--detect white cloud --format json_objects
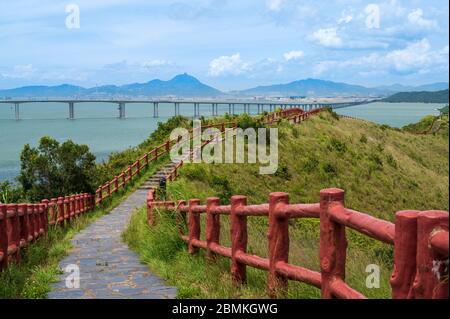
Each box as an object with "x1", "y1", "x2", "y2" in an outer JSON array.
[
  {"x1": 283, "y1": 50, "x2": 304, "y2": 61},
  {"x1": 408, "y1": 9, "x2": 438, "y2": 29},
  {"x1": 314, "y1": 39, "x2": 449, "y2": 76},
  {"x1": 266, "y1": 0, "x2": 282, "y2": 12},
  {"x1": 311, "y1": 28, "x2": 342, "y2": 48},
  {"x1": 208, "y1": 53, "x2": 249, "y2": 76},
  {"x1": 385, "y1": 39, "x2": 443, "y2": 72}
]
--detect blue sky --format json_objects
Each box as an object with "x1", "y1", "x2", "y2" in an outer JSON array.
[{"x1": 0, "y1": 0, "x2": 448, "y2": 90}]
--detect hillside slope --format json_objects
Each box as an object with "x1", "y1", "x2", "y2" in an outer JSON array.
[
  {"x1": 124, "y1": 112, "x2": 449, "y2": 299},
  {"x1": 382, "y1": 89, "x2": 449, "y2": 103}
]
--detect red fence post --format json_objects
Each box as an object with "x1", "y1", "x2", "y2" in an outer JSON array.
[
  {"x1": 390, "y1": 210, "x2": 420, "y2": 298},
  {"x1": 188, "y1": 199, "x2": 201, "y2": 255},
  {"x1": 79, "y1": 195, "x2": 84, "y2": 214},
  {"x1": 412, "y1": 211, "x2": 449, "y2": 299},
  {"x1": 206, "y1": 197, "x2": 220, "y2": 260},
  {"x1": 57, "y1": 197, "x2": 64, "y2": 224},
  {"x1": 38, "y1": 203, "x2": 46, "y2": 235},
  {"x1": 165, "y1": 141, "x2": 170, "y2": 154},
  {"x1": 82, "y1": 193, "x2": 88, "y2": 212},
  {"x1": 147, "y1": 190, "x2": 155, "y2": 226},
  {"x1": 0, "y1": 204, "x2": 8, "y2": 270},
  {"x1": 17, "y1": 204, "x2": 28, "y2": 249},
  {"x1": 74, "y1": 195, "x2": 80, "y2": 217},
  {"x1": 70, "y1": 195, "x2": 75, "y2": 220},
  {"x1": 27, "y1": 204, "x2": 35, "y2": 240},
  {"x1": 64, "y1": 196, "x2": 70, "y2": 222},
  {"x1": 97, "y1": 186, "x2": 103, "y2": 205},
  {"x1": 230, "y1": 195, "x2": 247, "y2": 284},
  {"x1": 49, "y1": 198, "x2": 58, "y2": 224},
  {"x1": 41, "y1": 200, "x2": 49, "y2": 234},
  {"x1": 6, "y1": 204, "x2": 20, "y2": 262},
  {"x1": 319, "y1": 188, "x2": 347, "y2": 299},
  {"x1": 268, "y1": 192, "x2": 290, "y2": 297},
  {"x1": 176, "y1": 200, "x2": 187, "y2": 236}
]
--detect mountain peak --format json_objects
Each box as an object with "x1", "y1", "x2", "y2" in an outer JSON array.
[{"x1": 170, "y1": 73, "x2": 199, "y2": 83}]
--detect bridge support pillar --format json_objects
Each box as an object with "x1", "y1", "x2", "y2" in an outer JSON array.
[
  {"x1": 14, "y1": 103, "x2": 20, "y2": 120},
  {"x1": 69, "y1": 102, "x2": 75, "y2": 120},
  {"x1": 153, "y1": 102, "x2": 159, "y2": 118},
  {"x1": 174, "y1": 102, "x2": 180, "y2": 116},
  {"x1": 228, "y1": 103, "x2": 232, "y2": 115},
  {"x1": 257, "y1": 104, "x2": 261, "y2": 114},
  {"x1": 193, "y1": 103, "x2": 199, "y2": 118},
  {"x1": 118, "y1": 102, "x2": 126, "y2": 119}
]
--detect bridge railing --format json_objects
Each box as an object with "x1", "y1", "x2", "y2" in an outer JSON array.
[{"x1": 147, "y1": 188, "x2": 449, "y2": 299}]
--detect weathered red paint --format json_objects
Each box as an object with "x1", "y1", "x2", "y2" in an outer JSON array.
[
  {"x1": 230, "y1": 195, "x2": 247, "y2": 284},
  {"x1": 188, "y1": 199, "x2": 201, "y2": 255},
  {"x1": 412, "y1": 211, "x2": 449, "y2": 299},
  {"x1": 268, "y1": 192, "x2": 289, "y2": 297},
  {"x1": 206, "y1": 197, "x2": 220, "y2": 260},
  {"x1": 390, "y1": 210, "x2": 420, "y2": 299},
  {"x1": 0, "y1": 204, "x2": 8, "y2": 270}
]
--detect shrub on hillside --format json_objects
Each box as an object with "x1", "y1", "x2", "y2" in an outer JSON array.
[{"x1": 18, "y1": 136, "x2": 98, "y2": 201}]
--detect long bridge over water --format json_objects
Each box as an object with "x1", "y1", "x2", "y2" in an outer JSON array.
[{"x1": 0, "y1": 99, "x2": 374, "y2": 120}]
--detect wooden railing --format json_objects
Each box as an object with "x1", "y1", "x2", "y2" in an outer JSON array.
[
  {"x1": 0, "y1": 193, "x2": 95, "y2": 270},
  {"x1": 147, "y1": 188, "x2": 449, "y2": 299}
]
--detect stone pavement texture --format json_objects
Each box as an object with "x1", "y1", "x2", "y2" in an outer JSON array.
[{"x1": 48, "y1": 167, "x2": 178, "y2": 299}]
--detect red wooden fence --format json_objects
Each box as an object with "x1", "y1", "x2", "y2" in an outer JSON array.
[
  {"x1": 0, "y1": 193, "x2": 95, "y2": 270},
  {"x1": 147, "y1": 188, "x2": 449, "y2": 299}
]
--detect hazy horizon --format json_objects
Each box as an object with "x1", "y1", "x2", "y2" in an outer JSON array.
[{"x1": 0, "y1": 1, "x2": 449, "y2": 91}]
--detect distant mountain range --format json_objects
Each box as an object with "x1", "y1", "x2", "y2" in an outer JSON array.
[
  {"x1": 0, "y1": 73, "x2": 447, "y2": 98},
  {"x1": 235, "y1": 79, "x2": 449, "y2": 97},
  {"x1": 382, "y1": 89, "x2": 449, "y2": 103},
  {"x1": 0, "y1": 74, "x2": 222, "y2": 98}
]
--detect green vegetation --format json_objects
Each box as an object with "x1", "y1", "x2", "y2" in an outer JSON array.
[
  {"x1": 125, "y1": 110, "x2": 449, "y2": 299},
  {"x1": 18, "y1": 137, "x2": 98, "y2": 201},
  {"x1": 402, "y1": 114, "x2": 449, "y2": 137},
  {"x1": 382, "y1": 89, "x2": 449, "y2": 103}
]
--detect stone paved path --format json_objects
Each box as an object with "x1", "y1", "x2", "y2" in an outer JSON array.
[{"x1": 48, "y1": 164, "x2": 179, "y2": 299}]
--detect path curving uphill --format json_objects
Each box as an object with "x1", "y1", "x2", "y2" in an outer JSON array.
[{"x1": 47, "y1": 162, "x2": 179, "y2": 299}]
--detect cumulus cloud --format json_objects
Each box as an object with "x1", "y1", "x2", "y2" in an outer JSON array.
[
  {"x1": 283, "y1": 50, "x2": 304, "y2": 61},
  {"x1": 266, "y1": 0, "x2": 282, "y2": 11},
  {"x1": 408, "y1": 9, "x2": 438, "y2": 29},
  {"x1": 208, "y1": 53, "x2": 250, "y2": 76},
  {"x1": 311, "y1": 28, "x2": 342, "y2": 47},
  {"x1": 314, "y1": 39, "x2": 449, "y2": 76}
]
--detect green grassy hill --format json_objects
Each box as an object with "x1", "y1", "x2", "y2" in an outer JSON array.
[
  {"x1": 124, "y1": 111, "x2": 449, "y2": 299},
  {"x1": 382, "y1": 89, "x2": 449, "y2": 103}
]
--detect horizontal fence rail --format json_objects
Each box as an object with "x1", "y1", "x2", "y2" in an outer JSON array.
[
  {"x1": 0, "y1": 107, "x2": 324, "y2": 272},
  {"x1": 147, "y1": 188, "x2": 449, "y2": 299}
]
